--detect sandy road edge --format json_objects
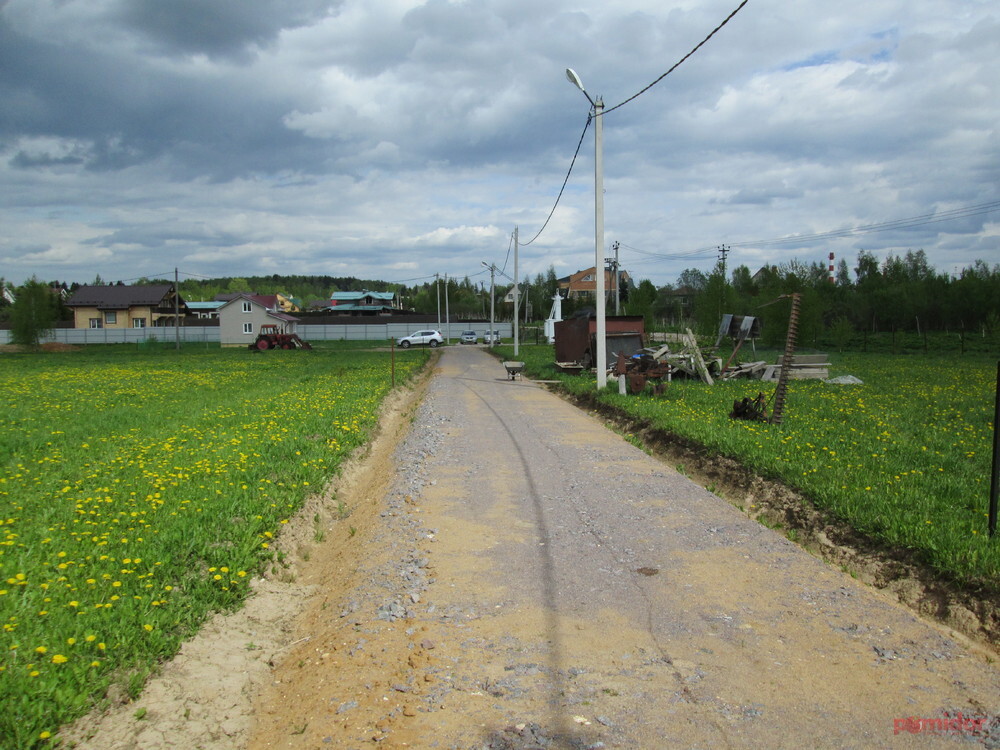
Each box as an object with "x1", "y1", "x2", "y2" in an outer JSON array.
[{"x1": 57, "y1": 355, "x2": 437, "y2": 750}]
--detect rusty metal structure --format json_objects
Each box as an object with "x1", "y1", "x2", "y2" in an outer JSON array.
[
  {"x1": 728, "y1": 293, "x2": 800, "y2": 424},
  {"x1": 553, "y1": 314, "x2": 645, "y2": 371},
  {"x1": 613, "y1": 351, "x2": 673, "y2": 394},
  {"x1": 730, "y1": 391, "x2": 769, "y2": 421},
  {"x1": 769, "y1": 293, "x2": 800, "y2": 424},
  {"x1": 249, "y1": 324, "x2": 313, "y2": 351}
]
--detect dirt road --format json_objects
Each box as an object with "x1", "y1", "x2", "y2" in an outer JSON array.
[{"x1": 65, "y1": 346, "x2": 999, "y2": 749}]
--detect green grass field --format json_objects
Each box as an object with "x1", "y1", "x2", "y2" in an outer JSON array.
[
  {"x1": 0, "y1": 345, "x2": 428, "y2": 748},
  {"x1": 497, "y1": 344, "x2": 999, "y2": 589}
]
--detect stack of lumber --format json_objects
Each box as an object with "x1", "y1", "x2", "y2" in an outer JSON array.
[{"x1": 761, "y1": 353, "x2": 830, "y2": 381}]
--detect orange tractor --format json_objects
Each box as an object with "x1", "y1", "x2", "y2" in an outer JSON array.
[{"x1": 249, "y1": 324, "x2": 313, "y2": 351}]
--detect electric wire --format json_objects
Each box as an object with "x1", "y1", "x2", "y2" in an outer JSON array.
[
  {"x1": 619, "y1": 242, "x2": 718, "y2": 260},
  {"x1": 602, "y1": 0, "x2": 751, "y2": 116},
  {"x1": 726, "y1": 200, "x2": 1000, "y2": 248},
  {"x1": 498, "y1": 228, "x2": 515, "y2": 276},
  {"x1": 384, "y1": 273, "x2": 441, "y2": 285},
  {"x1": 520, "y1": 114, "x2": 592, "y2": 246},
  {"x1": 519, "y1": 1, "x2": 748, "y2": 248},
  {"x1": 615, "y1": 199, "x2": 1000, "y2": 268}
]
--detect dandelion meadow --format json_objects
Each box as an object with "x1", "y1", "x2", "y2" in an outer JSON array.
[
  {"x1": 0, "y1": 345, "x2": 426, "y2": 748},
  {"x1": 511, "y1": 346, "x2": 999, "y2": 589}
]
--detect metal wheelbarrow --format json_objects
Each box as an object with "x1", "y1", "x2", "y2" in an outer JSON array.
[{"x1": 502, "y1": 361, "x2": 525, "y2": 380}]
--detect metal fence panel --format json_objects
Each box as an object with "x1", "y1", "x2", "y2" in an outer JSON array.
[{"x1": 0, "y1": 322, "x2": 510, "y2": 346}]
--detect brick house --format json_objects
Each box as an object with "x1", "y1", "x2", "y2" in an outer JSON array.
[{"x1": 558, "y1": 267, "x2": 632, "y2": 300}]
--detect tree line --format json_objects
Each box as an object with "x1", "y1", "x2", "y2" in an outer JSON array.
[
  {"x1": 3, "y1": 250, "x2": 997, "y2": 349},
  {"x1": 660, "y1": 249, "x2": 1000, "y2": 347}
]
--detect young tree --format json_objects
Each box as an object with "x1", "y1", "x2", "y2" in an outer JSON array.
[
  {"x1": 693, "y1": 262, "x2": 736, "y2": 336},
  {"x1": 624, "y1": 279, "x2": 657, "y2": 325},
  {"x1": 9, "y1": 278, "x2": 60, "y2": 348},
  {"x1": 676, "y1": 267, "x2": 709, "y2": 292}
]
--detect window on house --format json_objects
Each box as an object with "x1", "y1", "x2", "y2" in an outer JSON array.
[
  {"x1": 89, "y1": 318, "x2": 102, "y2": 329},
  {"x1": 242, "y1": 301, "x2": 252, "y2": 313},
  {"x1": 105, "y1": 311, "x2": 117, "y2": 324},
  {"x1": 243, "y1": 322, "x2": 253, "y2": 334},
  {"x1": 132, "y1": 318, "x2": 146, "y2": 328}
]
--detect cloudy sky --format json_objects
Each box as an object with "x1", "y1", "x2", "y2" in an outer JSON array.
[{"x1": 1, "y1": 0, "x2": 997, "y2": 291}]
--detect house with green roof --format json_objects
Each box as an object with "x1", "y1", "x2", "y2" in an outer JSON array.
[{"x1": 325, "y1": 290, "x2": 396, "y2": 315}]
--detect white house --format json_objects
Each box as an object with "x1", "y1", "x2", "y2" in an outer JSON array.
[{"x1": 217, "y1": 293, "x2": 303, "y2": 347}]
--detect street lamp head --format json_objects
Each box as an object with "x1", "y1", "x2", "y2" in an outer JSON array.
[
  {"x1": 565, "y1": 67, "x2": 585, "y2": 91},
  {"x1": 565, "y1": 67, "x2": 595, "y2": 107}
]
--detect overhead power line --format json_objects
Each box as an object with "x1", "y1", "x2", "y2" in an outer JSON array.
[
  {"x1": 603, "y1": 0, "x2": 751, "y2": 116},
  {"x1": 726, "y1": 200, "x2": 1000, "y2": 248},
  {"x1": 521, "y1": 114, "x2": 592, "y2": 247},
  {"x1": 619, "y1": 242, "x2": 717, "y2": 260},
  {"x1": 520, "y1": 1, "x2": 749, "y2": 247},
  {"x1": 385, "y1": 273, "x2": 440, "y2": 285},
  {"x1": 616, "y1": 199, "x2": 1000, "y2": 266}
]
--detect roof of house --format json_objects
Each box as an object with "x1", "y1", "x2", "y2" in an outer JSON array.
[
  {"x1": 253, "y1": 295, "x2": 280, "y2": 309},
  {"x1": 331, "y1": 290, "x2": 395, "y2": 302},
  {"x1": 66, "y1": 284, "x2": 181, "y2": 309},
  {"x1": 218, "y1": 293, "x2": 299, "y2": 322},
  {"x1": 324, "y1": 303, "x2": 396, "y2": 312},
  {"x1": 218, "y1": 293, "x2": 281, "y2": 310}
]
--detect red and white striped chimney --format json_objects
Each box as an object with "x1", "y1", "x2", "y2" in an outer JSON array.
[{"x1": 828, "y1": 252, "x2": 835, "y2": 283}]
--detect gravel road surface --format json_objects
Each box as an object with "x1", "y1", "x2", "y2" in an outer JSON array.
[{"x1": 245, "y1": 346, "x2": 998, "y2": 749}]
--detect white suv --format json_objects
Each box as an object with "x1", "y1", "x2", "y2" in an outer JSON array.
[{"x1": 396, "y1": 330, "x2": 444, "y2": 348}]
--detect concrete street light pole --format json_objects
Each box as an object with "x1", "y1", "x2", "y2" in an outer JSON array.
[
  {"x1": 566, "y1": 68, "x2": 607, "y2": 389},
  {"x1": 482, "y1": 261, "x2": 496, "y2": 347},
  {"x1": 513, "y1": 225, "x2": 519, "y2": 357}
]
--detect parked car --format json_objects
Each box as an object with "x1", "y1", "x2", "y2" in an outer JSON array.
[
  {"x1": 396, "y1": 330, "x2": 444, "y2": 348},
  {"x1": 483, "y1": 330, "x2": 502, "y2": 345},
  {"x1": 460, "y1": 330, "x2": 478, "y2": 344}
]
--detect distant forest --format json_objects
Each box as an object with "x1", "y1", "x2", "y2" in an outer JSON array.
[{"x1": 175, "y1": 274, "x2": 397, "y2": 306}]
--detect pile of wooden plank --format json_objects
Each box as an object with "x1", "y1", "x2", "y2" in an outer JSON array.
[
  {"x1": 627, "y1": 329, "x2": 718, "y2": 385},
  {"x1": 720, "y1": 360, "x2": 769, "y2": 380},
  {"x1": 760, "y1": 353, "x2": 830, "y2": 381},
  {"x1": 621, "y1": 329, "x2": 830, "y2": 388}
]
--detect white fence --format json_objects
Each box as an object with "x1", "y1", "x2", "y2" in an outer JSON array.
[{"x1": 0, "y1": 322, "x2": 512, "y2": 346}]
